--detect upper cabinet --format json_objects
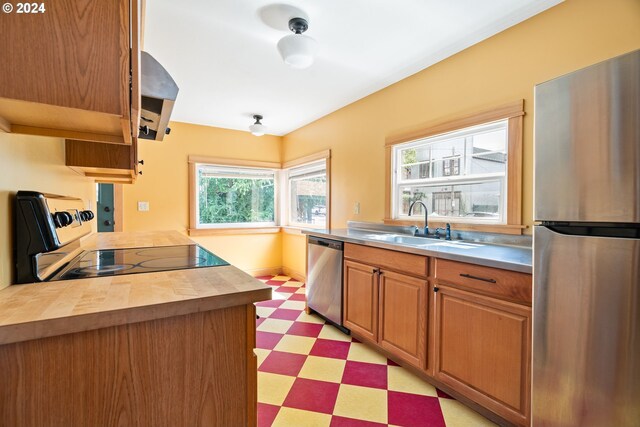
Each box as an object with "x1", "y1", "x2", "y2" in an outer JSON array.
[{"x1": 0, "y1": 0, "x2": 141, "y2": 145}]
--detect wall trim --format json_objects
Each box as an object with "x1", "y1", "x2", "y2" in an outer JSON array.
[
  {"x1": 188, "y1": 155, "x2": 280, "y2": 169},
  {"x1": 245, "y1": 267, "x2": 282, "y2": 278},
  {"x1": 282, "y1": 266, "x2": 306, "y2": 283},
  {"x1": 282, "y1": 149, "x2": 330, "y2": 169}
]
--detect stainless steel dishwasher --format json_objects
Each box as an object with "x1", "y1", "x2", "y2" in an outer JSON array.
[{"x1": 307, "y1": 236, "x2": 349, "y2": 333}]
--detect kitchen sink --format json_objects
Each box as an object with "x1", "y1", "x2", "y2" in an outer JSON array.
[{"x1": 363, "y1": 233, "x2": 483, "y2": 249}]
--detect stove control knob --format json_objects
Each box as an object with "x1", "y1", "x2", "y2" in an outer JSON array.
[
  {"x1": 80, "y1": 210, "x2": 94, "y2": 222},
  {"x1": 52, "y1": 212, "x2": 74, "y2": 228}
]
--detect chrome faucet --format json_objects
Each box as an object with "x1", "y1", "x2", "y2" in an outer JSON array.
[{"x1": 408, "y1": 200, "x2": 429, "y2": 236}]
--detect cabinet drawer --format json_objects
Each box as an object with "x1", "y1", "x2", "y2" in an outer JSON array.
[
  {"x1": 344, "y1": 243, "x2": 428, "y2": 277},
  {"x1": 434, "y1": 259, "x2": 531, "y2": 305}
]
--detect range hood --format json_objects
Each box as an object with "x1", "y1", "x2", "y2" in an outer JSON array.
[{"x1": 139, "y1": 51, "x2": 179, "y2": 141}]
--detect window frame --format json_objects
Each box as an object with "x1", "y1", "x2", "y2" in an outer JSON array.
[
  {"x1": 188, "y1": 156, "x2": 281, "y2": 235},
  {"x1": 188, "y1": 151, "x2": 330, "y2": 236},
  {"x1": 392, "y1": 119, "x2": 509, "y2": 225},
  {"x1": 384, "y1": 100, "x2": 525, "y2": 235},
  {"x1": 281, "y1": 150, "x2": 331, "y2": 230}
]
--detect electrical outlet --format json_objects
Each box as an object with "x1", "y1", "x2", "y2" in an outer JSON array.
[
  {"x1": 354, "y1": 202, "x2": 360, "y2": 215},
  {"x1": 137, "y1": 201, "x2": 150, "y2": 212}
]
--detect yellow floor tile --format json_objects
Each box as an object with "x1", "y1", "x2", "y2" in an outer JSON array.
[
  {"x1": 279, "y1": 300, "x2": 307, "y2": 311},
  {"x1": 347, "y1": 342, "x2": 388, "y2": 365},
  {"x1": 256, "y1": 306, "x2": 276, "y2": 318},
  {"x1": 272, "y1": 275, "x2": 291, "y2": 281},
  {"x1": 333, "y1": 384, "x2": 388, "y2": 424},
  {"x1": 317, "y1": 324, "x2": 352, "y2": 342},
  {"x1": 272, "y1": 291, "x2": 290, "y2": 300},
  {"x1": 254, "y1": 348, "x2": 271, "y2": 368},
  {"x1": 284, "y1": 280, "x2": 304, "y2": 288},
  {"x1": 273, "y1": 335, "x2": 316, "y2": 355},
  {"x1": 439, "y1": 398, "x2": 498, "y2": 426},
  {"x1": 256, "y1": 318, "x2": 294, "y2": 334},
  {"x1": 296, "y1": 311, "x2": 326, "y2": 324},
  {"x1": 271, "y1": 407, "x2": 331, "y2": 427},
  {"x1": 257, "y1": 372, "x2": 296, "y2": 406},
  {"x1": 298, "y1": 355, "x2": 347, "y2": 383},
  {"x1": 387, "y1": 365, "x2": 438, "y2": 397},
  {"x1": 295, "y1": 288, "x2": 306, "y2": 294}
]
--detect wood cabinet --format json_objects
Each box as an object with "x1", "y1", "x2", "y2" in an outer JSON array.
[
  {"x1": 344, "y1": 260, "x2": 379, "y2": 342},
  {"x1": 343, "y1": 244, "x2": 429, "y2": 369},
  {"x1": 379, "y1": 270, "x2": 428, "y2": 368},
  {"x1": 342, "y1": 242, "x2": 532, "y2": 426},
  {"x1": 65, "y1": 138, "x2": 139, "y2": 183},
  {"x1": 434, "y1": 285, "x2": 531, "y2": 426},
  {"x1": 434, "y1": 259, "x2": 532, "y2": 426},
  {"x1": 0, "y1": 0, "x2": 141, "y2": 145}
]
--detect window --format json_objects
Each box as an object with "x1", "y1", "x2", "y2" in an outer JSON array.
[
  {"x1": 286, "y1": 160, "x2": 327, "y2": 228},
  {"x1": 385, "y1": 100, "x2": 524, "y2": 233},
  {"x1": 394, "y1": 120, "x2": 508, "y2": 223},
  {"x1": 194, "y1": 163, "x2": 277, "y2": 228},
  {"x1": 188, "y1": 151, "x2": 330, "y2": 234}
]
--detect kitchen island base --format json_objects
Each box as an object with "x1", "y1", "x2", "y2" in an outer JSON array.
[{"x1": 0, "y1": 304, "x2": 258, "y2": 427}]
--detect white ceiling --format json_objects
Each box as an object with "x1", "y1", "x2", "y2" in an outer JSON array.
[{"x1": 144, "y1": 0, "x2": 562, "y2": 136}]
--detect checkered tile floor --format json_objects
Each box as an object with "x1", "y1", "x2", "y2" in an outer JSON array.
[{"x1": 254, "y1": 275, "x2": 496, "y2": 427}]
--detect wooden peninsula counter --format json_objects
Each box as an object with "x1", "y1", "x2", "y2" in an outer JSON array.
[{"x1": 0, "y1": 231, "x2": 271, "y2": 427}]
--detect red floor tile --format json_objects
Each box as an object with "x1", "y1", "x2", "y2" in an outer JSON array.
[
  {"x1": 266, "y1": 279, "x2": 288, "y2": 286},
  {"x1": 269, "y1": 308, "x2": 302, "y2": 321},
  {"x1": 282, "y1": 378, "x2": 340, "y2": 414},
  {"x1": 330, "y1": 416, "x2": 387, "y2": 427},
  {"x1": 275, "y1": 285, "x2": 299, "y2": 293},
  {"x1": 309, "y1": 338, "x2": 351, "y2": 359},
  {"x1": 341, "y1": 360, "x2": 388, "y2": 389},
  {"x1": 257, "y1": 403, "x2": 280, "y2": 427},
  {"x1": 256, "y1": 275, "x2": 275, "y2": 281},
  {"x1": 388, "y1": 391, "x2": 446, "y2": 427},
  {"x1": 436, "y1": 388, "x2": 453, "y2": 399},
  {"x1": 259, "y1": 351, "x2": 307, "y2": 376},
  {"x1": 287, "y1": 293, "x2": 306, "y2": 301},
  {"x1": 256, "y1": 331, "x2": 284, "y2": 350},
  {"x1": 286, "y1": 321, "x2": 324, "y2": 338},
  {"x1": 255, "y1": 299, "x2": 285, "y2": 308}
]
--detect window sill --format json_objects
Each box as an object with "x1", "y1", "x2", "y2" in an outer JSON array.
[
  {"x1": 188, "y1": 227, "x2": 281, "y2": 236},
  {"x1": 383, "y1": 219, "x2": 527, "y2": 235},
  {"x1": 281, "y1": 225, "x2": 327, "y2": 235}
]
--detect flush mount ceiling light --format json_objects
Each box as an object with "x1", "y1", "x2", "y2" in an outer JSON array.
[
  {"x1": 277, "y1": 17, "x2": 318, "y2": 69},
  {"x1": 249, "y1": 114, "x2": 266, "y2": 136}
]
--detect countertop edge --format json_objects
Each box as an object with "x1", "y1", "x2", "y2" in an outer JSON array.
[
  {"x1": 304, "y1": 229, "x2": 532, "y2": 274},
  {"x1": 0, "y1": 286, "x2": 271, "y2": 346}
]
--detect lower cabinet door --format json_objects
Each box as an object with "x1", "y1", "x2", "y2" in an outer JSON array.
[
  {"x1": 378, "y1": 270, "x2": 428, "y2": 369},
  {"x1": 343, "y1": 260, "x2": 379, "y2": 342},
  {"x1": 434, "y1": 285, "x2": 531, "y2": 426}
]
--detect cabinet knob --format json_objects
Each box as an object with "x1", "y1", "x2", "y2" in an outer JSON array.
[
  {"x1": 434, "y1": 287, "x2": 440, "y2": 292},
  {"x1": 138, "y1": 160, "x2": 144, "y2": 165},
  {"x1": 104, "y1": 220, "x2": 113, "y2": 226}
]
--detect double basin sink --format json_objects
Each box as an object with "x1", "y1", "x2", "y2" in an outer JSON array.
[{"x1": 362, "y1": 233, "x2": 482, "y2": 250}]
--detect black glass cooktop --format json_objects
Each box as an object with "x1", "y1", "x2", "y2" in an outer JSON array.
[{"x1": 50, "y1": 244, "x2": 228, "y2": 281}]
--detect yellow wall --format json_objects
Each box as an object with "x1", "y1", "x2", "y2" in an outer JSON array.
[
  {"x1": 122, "y1": 121, "x2": 284, "y2": 274},
  {"x1": 280, "y1": 0, "x2": 640, "y2": 277},
  {"x1": 0, "y1": 133, "x2": 95, "y2": 289}
]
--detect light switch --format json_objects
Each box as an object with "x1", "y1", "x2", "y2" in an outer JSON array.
[
  {"x1": 138, "y1": 201, "x2": 150, "y2": 212},
  {"x1": 354, "y1": 202, "x2": 360, "y2": 215}
]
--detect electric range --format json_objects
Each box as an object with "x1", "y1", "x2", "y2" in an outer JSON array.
[
  {"x1": 50, "y1": 244, "x2": 228, "y2": 281},
  {"x1": 14, "y1": 191, "x2": 228, "y2": 284}
]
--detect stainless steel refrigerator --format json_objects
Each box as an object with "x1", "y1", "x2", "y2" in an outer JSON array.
[{"x1": 533, "y1": 49, "x2": 640, "y2": 426}]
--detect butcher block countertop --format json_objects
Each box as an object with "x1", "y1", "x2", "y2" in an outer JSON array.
[{"x1": 0, "y1": 231, "x2": 272, "y2": 345}]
